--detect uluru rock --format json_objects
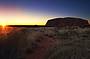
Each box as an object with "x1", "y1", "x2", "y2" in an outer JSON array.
[{"x1": 46, "y1": 17, "x2": 89, "y2": 28}]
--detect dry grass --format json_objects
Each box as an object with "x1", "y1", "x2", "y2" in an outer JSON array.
[{"x1": 0, "y1": 27, "x2": 90, "y2": 59}]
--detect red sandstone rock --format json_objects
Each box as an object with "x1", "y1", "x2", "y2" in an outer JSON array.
[{"x1": 46, "y1": 17, "x2": 89, "y2": 28}]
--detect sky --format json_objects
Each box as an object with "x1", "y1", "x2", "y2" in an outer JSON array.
[{"x1": 0, "y1": 0, "x2": 90, "y2": 25}]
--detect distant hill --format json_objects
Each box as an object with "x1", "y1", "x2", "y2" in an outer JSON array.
[{"x1": 46, "y1": 17, "x2": 90, "y2": 28}]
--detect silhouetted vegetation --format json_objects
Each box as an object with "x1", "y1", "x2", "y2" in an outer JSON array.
[{"x1": 0, "y1": 27, "x2": 90, "y2": 59}]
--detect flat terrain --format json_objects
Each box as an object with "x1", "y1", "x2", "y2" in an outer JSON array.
[{"x1": 0, "y1": 27, "x2": 90, "y2": 59}]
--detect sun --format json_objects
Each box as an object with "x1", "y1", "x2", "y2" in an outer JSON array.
[
  {"x1": 1, "y1": 24, "x2": 7, "y2": 28},
  {"x1": 0, "y1": 24, "x2": 14, "y2": 36},
  {"x1": 0, "y1": 24, "x2": 7, "y2": 33}
]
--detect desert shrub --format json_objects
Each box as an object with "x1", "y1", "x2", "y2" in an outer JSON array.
[{"x1": 46, "y1": 28, "x2": 90, "y2": 59}]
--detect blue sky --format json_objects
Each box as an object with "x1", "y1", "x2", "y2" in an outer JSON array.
[{"x1": 0, "y1": 0, "x2": 90, "y2": 19}]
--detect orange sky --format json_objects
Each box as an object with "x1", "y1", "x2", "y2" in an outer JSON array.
[
  {"x1": 0, "y1": 6, "x2": 53, "y2": 25},
  {"x1": 0, "y1": 6, "x2": 89, "y2": 25}
]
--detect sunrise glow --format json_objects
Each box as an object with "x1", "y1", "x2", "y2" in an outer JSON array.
[
  {"x1": 0, "y1": 25, "x2": 14, "y2": 36},
  {"x1": 0, "y1": 6, "x2": 49, "y2": 25}
]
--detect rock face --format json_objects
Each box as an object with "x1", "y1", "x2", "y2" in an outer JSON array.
[{"x1": 46, "y1": 17, "x2": 89, "y2": 28}]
